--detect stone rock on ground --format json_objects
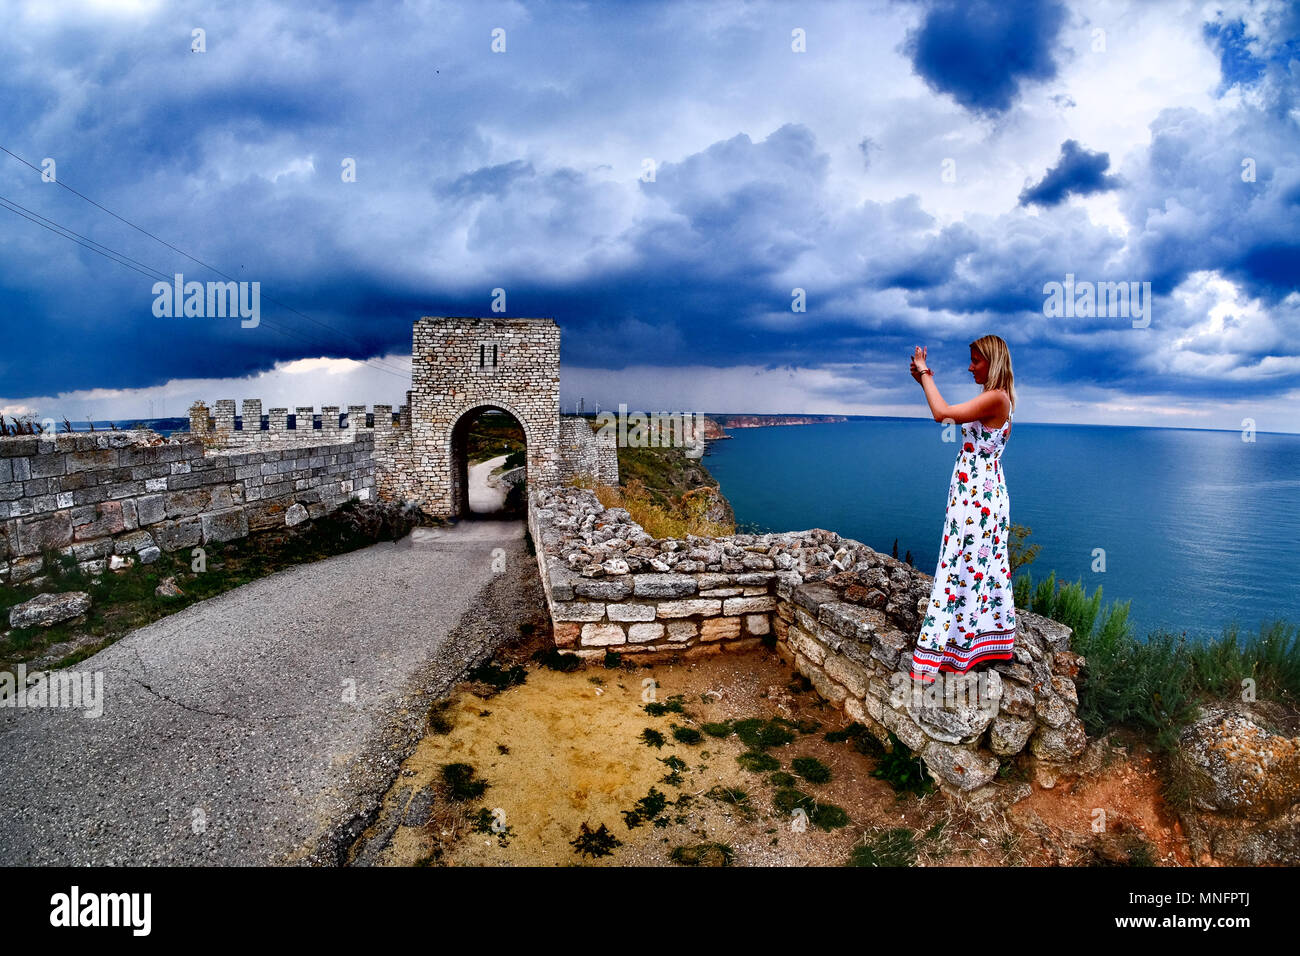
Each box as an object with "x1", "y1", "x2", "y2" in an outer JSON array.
[
  {"x1": 9, "y1": 591, "x2": 92, "y2": 629},
  {"x1": 1178, "y1": 703, "x2": 1300, "y2": 865}
]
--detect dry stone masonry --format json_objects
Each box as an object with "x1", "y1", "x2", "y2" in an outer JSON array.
[
  {"x1": 527, "y1": 485, "x2": 1087, "y2": 802},
  {"x1": 0, "y1": 430, "x2": 375, "y2": 588}
]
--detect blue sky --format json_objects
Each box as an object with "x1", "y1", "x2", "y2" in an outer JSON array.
[{"x1": 1, "y1": 0, "x2": 1298, "y2": 431}]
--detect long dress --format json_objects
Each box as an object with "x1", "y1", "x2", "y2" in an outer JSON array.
[{"x1": 910, "y1": 408, "x2": 1017, "y2": 684}]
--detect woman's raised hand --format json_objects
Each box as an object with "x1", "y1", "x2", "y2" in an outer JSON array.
[{"x1": 912, "y1": 345, "x2": 929, "y2": 379}]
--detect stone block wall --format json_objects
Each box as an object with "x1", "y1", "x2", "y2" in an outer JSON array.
[
  {"x1": 190, "y1": 398, "x2": 413, "y2": 506},
  {"x1": 556, "y1": 417, "x2": 620, "y2": 486},
  {"x1": 527, "y1": 485, "x2": 1087, "y2": 800},
  {"x1": 1, "y1": 430, "x2": 375, "y2": 588}
]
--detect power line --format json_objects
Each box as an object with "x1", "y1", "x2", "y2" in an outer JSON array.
[
  {"x1": 0, "y1": 193, "x2": 413, "y2": 382},
  {"x1": 0, "y1": 143, "x2": 414, "y2": 380}
]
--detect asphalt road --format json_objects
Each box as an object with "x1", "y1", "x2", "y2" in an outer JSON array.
[{"x1": 0, "y1": 518, "x2": 529, "y2": 865}]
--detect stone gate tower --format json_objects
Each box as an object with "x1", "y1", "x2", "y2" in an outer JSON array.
[{"x1": 410, "y1": 316, "x2": 561, "y2": 516}]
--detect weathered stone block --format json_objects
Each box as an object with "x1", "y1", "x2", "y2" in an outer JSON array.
[
  {"x1": 655, "y1": 599, "x2": 721, "y2": 618},
  {"x1": 607, "y1": 603, "x2": 656, "y2": 622},
  {"x1": 634, "y1": 573, "x2": 697, "y2": 598},
  {"x1": 201, "y1": 507, "x2": 248, "y2": 543},
  {"x1": 922, "y1": 741, "x2": 1000, "y2": 791},
  {"x1": 700, "y1": 616, "x2": 741, "y2": 642},
  {"x1": 666, "y1": 620, "x2": 696, "y2": 642},
  {"x1": 628, "y1": 623, "x2": 664, "y2": 644},
  {"x1": 9, "y1": 591, "x2": 91, "y2": 629},
  {"x1": 989, "y1": 715, "x2": 1035, "y2": 756},
  {"x1": 152, "y1": 517, "x2": 203, "y2": 552},
  {"x1": 581, "y1": 622, "x2": 626, "y2": 646},
  {"x1": 16, "y1": 512, "x2": 74, "y2": 556},
  {"x1": 113, "y1": 530, "x2": 156, "y2": 554},
  {"x1": 722, "y1": 596, "x2": 776, "y2": 615},
  {"x1": 574, "y1": 577, "x2": 633, "y2": 600},
  {"x1": 553, "y1": 601, "x2": 605, "y2": 622}
]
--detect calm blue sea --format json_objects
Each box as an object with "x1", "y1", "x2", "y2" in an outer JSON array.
[{"x1": 702, "y1": 417, "x2": 1300, "y2": 643}]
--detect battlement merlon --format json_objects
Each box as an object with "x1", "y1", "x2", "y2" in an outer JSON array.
[{"x1": 193, "y1": 400, "x2": 410, "y2": 433}]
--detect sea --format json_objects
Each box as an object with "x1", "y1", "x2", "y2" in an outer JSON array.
[{"x1": 701, "y1": 416, "x2": 1300, "y2": 644}]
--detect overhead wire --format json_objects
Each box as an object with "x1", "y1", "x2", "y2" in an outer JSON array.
[{"x1": 0, "y1": 144, "x2": 415, "y2": 381}]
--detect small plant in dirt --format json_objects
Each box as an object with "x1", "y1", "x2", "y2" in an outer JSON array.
[
  {"x1": 848, "y1": 828, "x2": 919, "y2": 867},
  {"x1": 792, "y1": 756, "x2": 832, "y2": 784},
  {"x1": 470, "y1": 808, "x2": 515, "y2": 847},
  {"x1": 622, "y1": 787, "x2": 671, "y2": 829},
  {"x1": 670, "y1": 842, "x2": 734, "y2": 866},
  {"x1": 440, "y1": 763, "x2": 488, "y2": 802},
  {"x1": 570, "y1": 822, "x2": 622, "y2": 858},
  {"x1": 810, "y1": 803, "x2": 850, "y2": 830},
  {"x1": 468, "y1": 660, "x2": 527, "y2": 694},
  {"x1": 533, "y1": 648, "x2": 582, "y2": 672},
  {"x1": 769, "y1": 771, "x2": 797, "y2": 788},
  {"x1": 671, "y1": 725, "x2": 702, "y2": 745},
  {"x1": 639, "y1": 727, "x2": 666, "y2": 748},
  {"x1": 736, "y1": 750, "x2": 781, "y2": 772},
  {"x1": 705, "y1": 785, "x2": 756, "y2": 821},
  {"x1": 427, "y1": 700, "x2": 455, "y2": 734},
  {"x1": 774, "y1": 788, "x2": 850, "y2": 831},
  {"x1": 702, "y1": 721, "x2": 733, "y2": 737},
  {"x1": 603, "y1": 650, "x2": 623, "y2": 668},
  {"x1": 872, "y1": 731, "x2": 936, "y2": 797},
  {"x1": 644, "y1": 694, "x2": 686, "y2": 717},
  {"x1": 733, "y1": 717, "x2": 797, "y2": 750}
]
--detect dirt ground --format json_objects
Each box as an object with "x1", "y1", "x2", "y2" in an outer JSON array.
[{"x1": 352, "y1": 641, "x2": 1198, "y2": 867}]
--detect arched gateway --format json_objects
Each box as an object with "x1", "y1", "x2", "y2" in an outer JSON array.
[
  {"x1": 189, "y1": 315, "x2": 599, "y2": 521},
  {"x1": 409, "y1": 316, "x2": 561, "y2": 517}
]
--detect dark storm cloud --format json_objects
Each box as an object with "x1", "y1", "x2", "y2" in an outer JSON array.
[
  {"x1": 1018, "y1": 140, "x2": 1121, "y2": 207},
  {"x1": 902, "y1": 0, "x2": 1068, "y2": 116}
]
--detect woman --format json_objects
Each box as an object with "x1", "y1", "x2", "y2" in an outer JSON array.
[{"x1": 908, "y1": 336, "x2": 1018, "y2": 684}]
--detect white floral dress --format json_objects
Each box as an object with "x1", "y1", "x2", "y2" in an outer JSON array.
[{"x1": 910, "y1": 409, "x2": 1017, "y2": 683}]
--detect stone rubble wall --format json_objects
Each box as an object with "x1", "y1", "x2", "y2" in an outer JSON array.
[
  {"x1": 0, "y1": 430, "x2": 375, "y2": 588},
  {"x1": 556, "y1": 417, "x2": 620, "y2": 486},
  {"x1": 527, "y1": 485, "x2": 1087, "y2": 800}
]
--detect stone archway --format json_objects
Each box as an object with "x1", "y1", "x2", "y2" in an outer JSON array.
[
  {"x1": 408, "y1": 316, "x2": 561, "y2": 517},
  {"x1": 449, "y1": 403, "x2": 529, "y2": 518}
]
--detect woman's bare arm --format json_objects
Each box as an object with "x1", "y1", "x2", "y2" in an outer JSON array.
[
  {"x1": 920, "y1": 379, "x2": 1006, "y2": 424},
  {"x1": 912, "y1": 346, "x2": 1009, "y2": 424}
]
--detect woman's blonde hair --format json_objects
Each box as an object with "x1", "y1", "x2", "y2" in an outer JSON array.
[{"x1": 970, "y1": 334, "x2": 1016, "y2": 412}]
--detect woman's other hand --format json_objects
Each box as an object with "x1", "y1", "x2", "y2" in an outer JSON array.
[{"x1": 912, "y1": 346, "x2": 929, "y2": 379}]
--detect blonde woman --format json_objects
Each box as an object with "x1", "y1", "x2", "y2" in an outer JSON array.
[{"x1": 908, "y1": 336, "x2": 1018, "y2": 684}]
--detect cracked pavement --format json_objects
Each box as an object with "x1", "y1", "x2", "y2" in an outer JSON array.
[{"x1": 0, "y1": 518, "x2": 531, "y2": 865}]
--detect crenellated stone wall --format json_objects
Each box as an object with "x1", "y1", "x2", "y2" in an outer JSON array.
[
  {"x1": 0, "y1": 430, "x2": 375, "y2": 588},
  {"x1": 189, "y1": 316, "x2": 567, "y2": 518},
  {"x1": 527, "y1": 485, "x2": 1087, "y2": 803}
]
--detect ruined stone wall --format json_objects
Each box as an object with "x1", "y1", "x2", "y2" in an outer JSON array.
[
  {"x1": 556, "y1": 417, "x2": 620, "y2": 486},
  {"x1": 527, "y1": 485, "x2": 1086, "y2": 802},
  {"x1": 1, "y1": 430, "x2": 375, "y2": 588}
]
